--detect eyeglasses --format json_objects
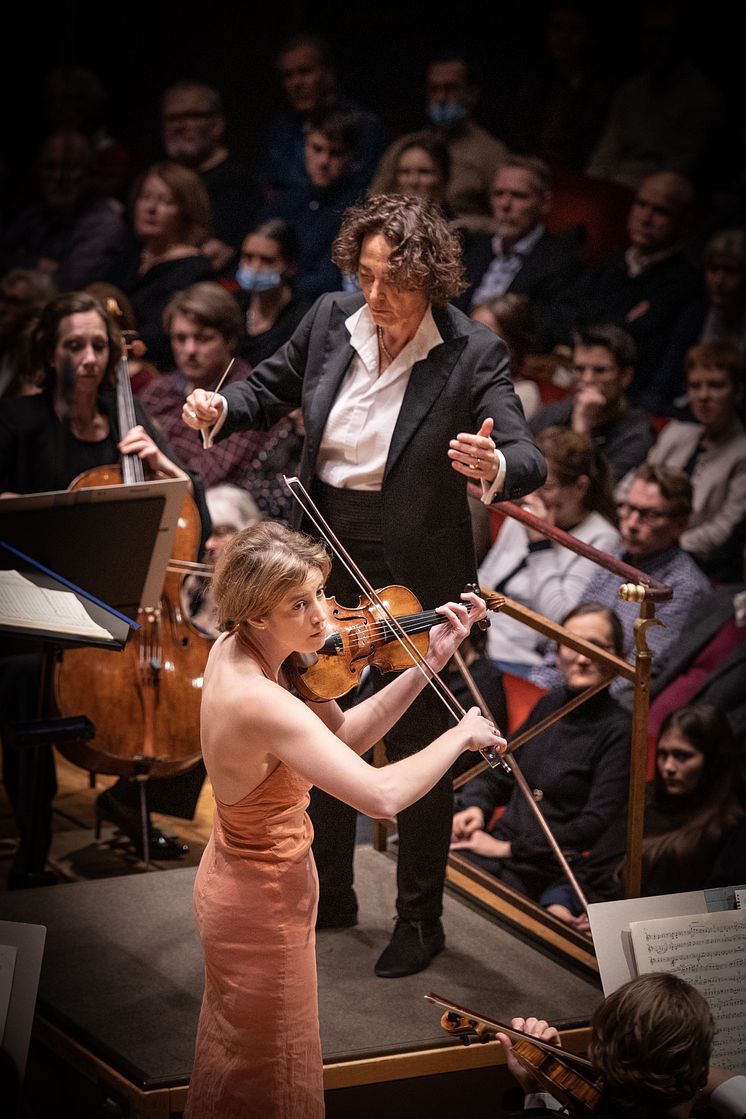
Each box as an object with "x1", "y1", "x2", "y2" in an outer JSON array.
[{"x1": 616, "y1": 502, "x2": 673, "y2": 524}]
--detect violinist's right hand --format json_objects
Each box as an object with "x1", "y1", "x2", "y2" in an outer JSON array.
[
  {"x1": 497, "y1": 1016, "x2": 561, "y2": 1094},
  {"x1": 182, "y1": 388, "x2": 223, "y2": 431},
  {"x1": 458, "y1": 705, "x2": 507, "y2": 755}
]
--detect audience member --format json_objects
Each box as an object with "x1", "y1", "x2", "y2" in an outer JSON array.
[
  {"x1": 458, "y1": 156, "x2": 584, "y2": 343},
  {"x1": 183, "y1": 483, "x2": 261, "y2": 639},
  {"x1": 43, "y1": 67, "x2": 131, "y2": 201},
  {"x1": 375, "y1": 131, "x2": 452, "y2": 217},
  {"x1": 235, "y1": 219, "x2": 314, "y2": 368},
  {"x1": 620, "y1": 342, "x2": 746, "y2": 575},
  {"x1": 107, "y1": 162, "x2": 212, "y2": 369},
  {"x1": 644, "y1": 228, "x2": 746, "y2": 414},
  {"x1": 501, "y1": 974, "x2": 746, "y2": 1118},
  {"x1": 470, "y1": 293, "x2": 541, "y2": 420},
  {"x1": 0, "y1": 268, "x2": 56, "y2": 398},
  {"x1": 161, "y1": 80, "x2": 260, "y2": 274},
  {"x1": 543, "y1": 704, "x2": 744, "y2": 927},
  {"x1": 262, "y1": 109, "x2": 362, "y2": 299},
  {"x1": 645, "y1": 539, "x2": 746, "y2": 738},
  {"x1": 577, "y1": 463, "x2": 711, "y2": 666},
  {"x1": 151, "y1": 280, "x2": 303, "y2": 524},
  {"x1": 480, "y1": 428, "x2": 620, "y2": 675},
  {"x1": 370, "y1": 55, "x2": 508, "y2": 231},
  {"x1": 450, "y1": 602, "x2": 629, "y2": 902},
  {"x1": 137, "y1": 282, "x2": 258, "y2": 490},
  {"x1": 530, "y1": 324, "x2": 653, "y2": 482},
  {"x1": 547, "y1": 171, "x2": 701, "y2": 385},
  {"x1": 257, "y1": 33, "x2": 386, "y2": 200},
  {"x1": 0, "y1": 130, "x2": 127, "y2": 292},
  {"x1": 586, "y1": 1, "x2": 724, "y2": 190},
  {"x1": 509, "y1": 3, "x2": 611, "y2": 170}
]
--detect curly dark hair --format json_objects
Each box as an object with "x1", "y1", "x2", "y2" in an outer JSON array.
[
  {"x1": 332, "y1": 194, "x2": 466, "y2": 304},
  {"x1": 590, "y1": 974, "x2": 713, "y2": 1118}
]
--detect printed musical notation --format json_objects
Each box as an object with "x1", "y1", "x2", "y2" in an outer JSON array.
[{"x1": 630, "y1": 910, "x2": 746, "y2": 1073}]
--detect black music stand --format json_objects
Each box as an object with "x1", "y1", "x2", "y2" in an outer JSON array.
[{"x1": 0, "y1": 481, "x2": 185, "y2": 871}]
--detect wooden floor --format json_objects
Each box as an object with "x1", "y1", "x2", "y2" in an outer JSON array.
[{"x1": 0, "y1": 751, "x2": 214, "y2": 889}]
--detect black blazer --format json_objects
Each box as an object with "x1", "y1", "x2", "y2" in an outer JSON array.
[
  {"x1": 457, "y1": 226, "x2": 584, "y2": 341},
  {"x1": 218, "y1": 292, "x2": 546, "y2": 606}
]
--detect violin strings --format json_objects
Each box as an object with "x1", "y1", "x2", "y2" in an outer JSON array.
[{"x1": 328, "y1": 607, "x2": 474, "y2": 645}]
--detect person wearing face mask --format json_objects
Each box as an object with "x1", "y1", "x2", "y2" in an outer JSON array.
[
  {"x1": 542, "y1": 704, "x2": 745, "y2": 931},
  {"x1": 450, "y1": 603, "x2": 631, "y2": 903},
  {"x1": 369, "y1": 55, "x2": 508, "y2": 232},
  {"x1": 235, "y1": 220, "x2": 314, "y2": 368}
]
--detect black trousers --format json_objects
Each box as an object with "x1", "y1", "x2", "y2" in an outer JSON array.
[{"x1": 307, "y1": 482, "x2": 453, "y2": 922}]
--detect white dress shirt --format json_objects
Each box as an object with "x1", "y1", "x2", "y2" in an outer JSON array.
[{"x1": 316, "y1": 303, "x2": 442, "y2": 490}]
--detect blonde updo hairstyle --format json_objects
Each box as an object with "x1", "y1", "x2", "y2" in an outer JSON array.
[{"x1": 212, "y1": 522, "x2": 331, "y2": 631}]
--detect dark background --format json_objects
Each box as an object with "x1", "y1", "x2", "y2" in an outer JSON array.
[{"x1": 3, "y1": 0, "x2": 743, "y2": 212}]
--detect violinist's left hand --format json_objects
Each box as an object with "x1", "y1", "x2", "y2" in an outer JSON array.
[
  {"x1": 497, "y1": 1016, "x2": 562, "y2": 1094},
  {"x1": 448, "y1": 418, "x2": 500, "y2": 483},
  {"x1": 119, "y1": 425, "x2": 189, "y2": 483},
  {"x1": 427, "y1": 591, "x2": 486, "y2": 672}
]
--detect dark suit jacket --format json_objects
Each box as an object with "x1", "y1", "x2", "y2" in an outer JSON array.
[
  {"x1": 457, "y1": 226, "x2": 584, "y2": 346},
  {"x1": 218, "y1": 292, "x2": 546, "y2": 606}
]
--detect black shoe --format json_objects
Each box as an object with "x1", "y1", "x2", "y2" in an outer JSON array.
[
  {"x1": 95, "y1": 790, "x2": 189, "y2": 860},
  {"x1": 7, "y1": 868, "x2": 59, "y2": 890},
  {"x1": 374, "y1": 917, "x2": 445, "y2": 978}
]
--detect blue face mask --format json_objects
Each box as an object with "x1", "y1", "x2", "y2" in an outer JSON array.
[
  {"x1": 427, "y1": 101, "x2": 468, "y2": 126},
  {"x1": 235, "y1": 266, "x2": 283, "y2": 293}
]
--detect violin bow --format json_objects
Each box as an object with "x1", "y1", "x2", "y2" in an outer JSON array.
[
  {"x1": 282, "y1": 475, "x2": 505, "y2": 770},
  {"x1": 451, "y1": 648, "x2": 589, "y2": 913}
]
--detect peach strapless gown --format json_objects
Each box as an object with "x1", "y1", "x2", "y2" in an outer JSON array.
[{"x1": 184, "y1": 762, "x2": 323, "y2": 1119}]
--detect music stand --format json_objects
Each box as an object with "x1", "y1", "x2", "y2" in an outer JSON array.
[{"x1": 0, "y1": 480, "x2": 188, "y2": 872}]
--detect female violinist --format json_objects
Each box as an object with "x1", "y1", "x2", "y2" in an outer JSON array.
[
  {"x1": 184, "y1": 520, "x2": 505, "y2": 1119},
  {"x1": 0, "y1": 291, "x2": 209, "y2": 885}
]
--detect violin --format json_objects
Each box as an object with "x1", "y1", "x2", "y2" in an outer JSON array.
[
  {"x1": 426, "y1": 992, "x2": 602, "y2": 1117},
  {"x1": 285, "y1": 583, "x2": 498, "y2": 702}
]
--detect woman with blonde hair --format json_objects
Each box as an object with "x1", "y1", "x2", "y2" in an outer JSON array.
[{"x1": 184, "y1": 521, "x2": 504, "y2": 1118}]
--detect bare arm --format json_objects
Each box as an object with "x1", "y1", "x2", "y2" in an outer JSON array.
[
  {"x1": 263, "y1": 688, "x2": 503, "y2": 819},
  {"x1": 331, "y1": 595, "x2": 502, "y2": 756}
]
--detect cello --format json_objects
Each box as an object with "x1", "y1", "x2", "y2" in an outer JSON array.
[{"x1": 53, "y1": 303, "x2": 212, "y2": 779}]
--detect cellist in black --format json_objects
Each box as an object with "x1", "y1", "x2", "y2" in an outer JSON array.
[{"x1": 0, "y1": 291, "x2": 209, "y2": 886}]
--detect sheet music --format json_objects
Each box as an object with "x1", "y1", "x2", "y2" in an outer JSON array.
[
  {"x1": 0, "y1": 570, "x2": 113, "y2": 640},
  {"x1": 630, "y1": 910, "x2": 746, "y2": 1072},
  {"x1": 0, "y1": 943, "x2": 18, "y2": 1042}
]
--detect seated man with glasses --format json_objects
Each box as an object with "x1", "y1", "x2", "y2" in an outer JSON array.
[
  {"x1": 161, "y1": 80, "x2": 260, "y2": 275},
  {"x1": 579, "y1": 462, "x2": 711, "y2": 670},
  {"x1": 530, "y1": 323, "x2": 653, "y2": 482}
]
